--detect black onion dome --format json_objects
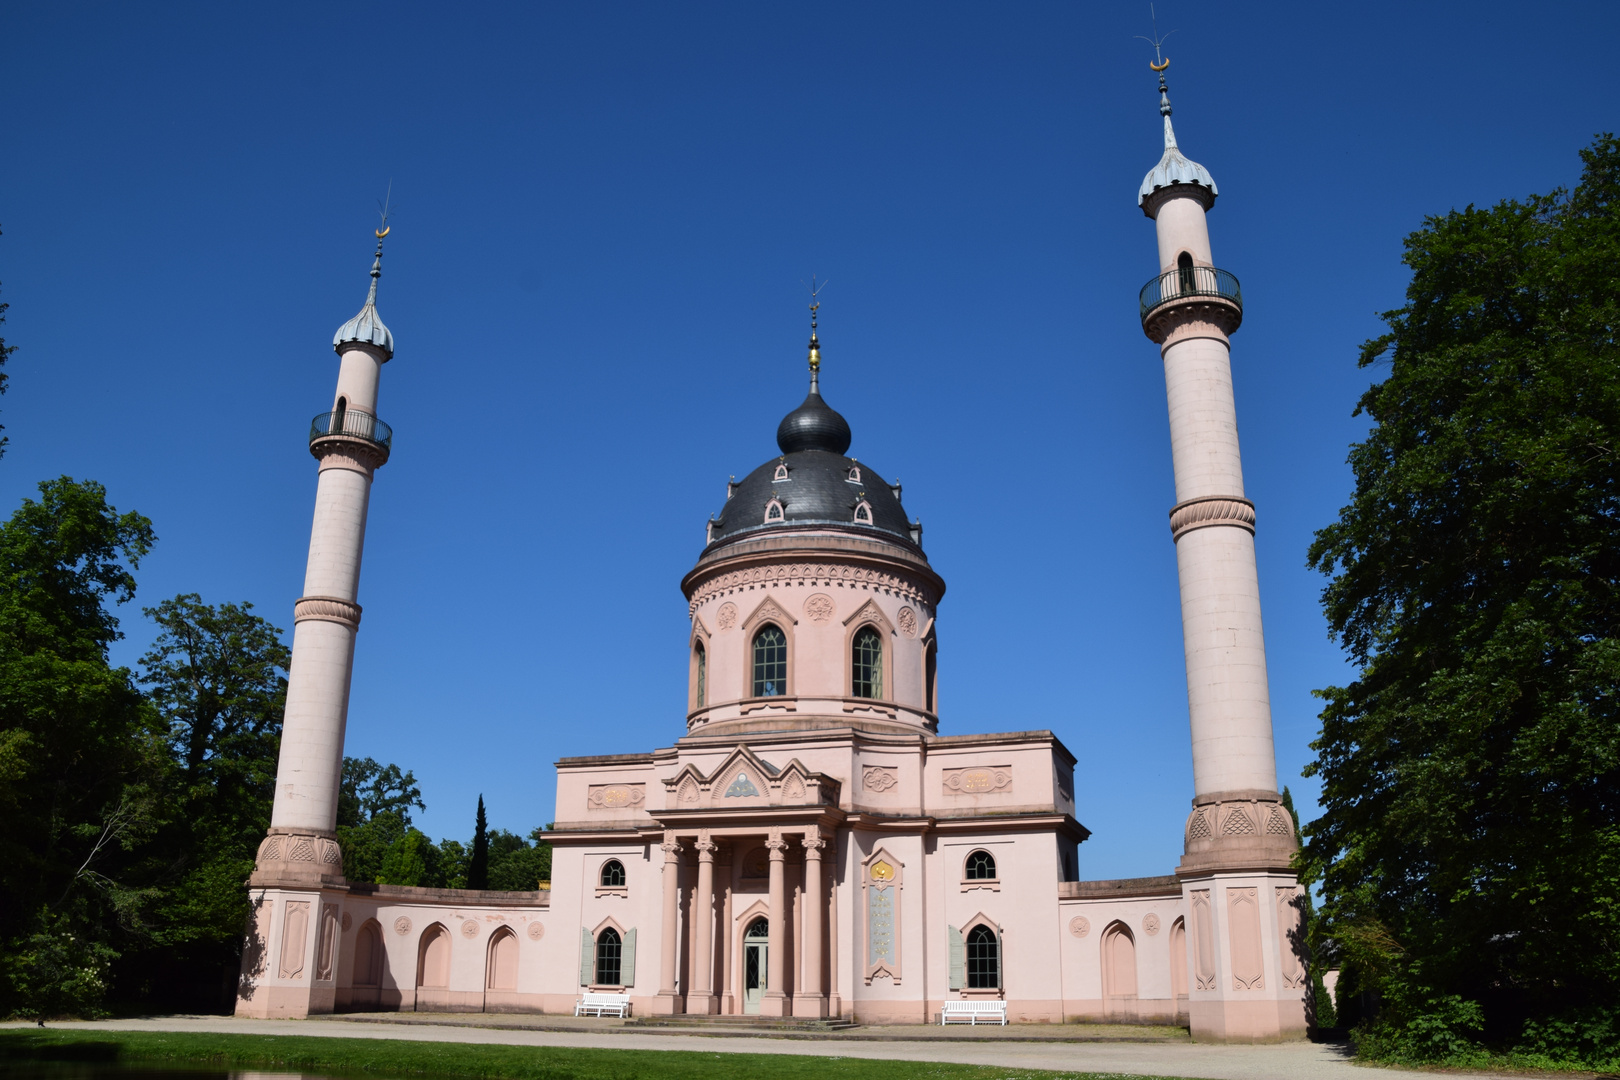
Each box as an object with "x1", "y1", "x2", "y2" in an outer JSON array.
[
  {"x1": 709, "y1": 449, "x2": 915, "y2": 548},
  {"x1": 776, "y1": 388, "x2": 852, "y2": 455}
]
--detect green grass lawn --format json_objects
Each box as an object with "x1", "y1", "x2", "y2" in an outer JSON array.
[{"x1": 0, "y1": 1029, "x2": 1191, "y2": 1080}]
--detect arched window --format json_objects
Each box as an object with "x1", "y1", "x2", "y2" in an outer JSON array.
[
  {"x1": 752, "y1": 625, "x2": 786, "y2": 697},
  {"x1": 600, "y1": 859, "x2": 625, "y2": 887},
  {"x1": 773, "y1": 462, "x2": 789, "y2": 481},
  {"x1": 746, "y1": 915, "x2": 769, "y2": 938},
  {"x1": 852, "y1": 625, "x2": 883, "y2": 699},
  {"x1": 764, "y1": 498, "x2": 784, "y2": 523},
  {"x1": 1177, "y1": 250, "x2": 1195, "y2": 294},
  {"x1": 965, "y1": 849, "x2": 996, "y2": 880},
  {"x1": 925, "y1": 639, "x2": 937, "y2": 712},
  {"x1": 853, "y1": 500, "x2": 872, "y2": 523},
  {"x1": 847, "y1": 464, "x2": 862, "y2": 483},
  {"x1": 595, "y1": 926, "x2": 622, "y2": 985},
  {"x1": 966, "y1": 925, "x2": 999, "y2": 989},
  {"x1": 333, "y1": 395, "x2": 348, "y2": 435},
  {"x1": 693, "y1": 642, "x2": 706, "y2": 708}
]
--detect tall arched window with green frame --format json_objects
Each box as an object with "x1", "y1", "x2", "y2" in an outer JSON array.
[
  {"x1": 752, "y1": 625, "x2": 786, "y2": 697},
  {"x1": 852, "y1": 625, "x2": 883, "y2": 699}
]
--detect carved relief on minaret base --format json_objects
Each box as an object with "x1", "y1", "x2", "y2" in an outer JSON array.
[
  {"x1": 249, "y1": 827, "x2": 347, "y2": 888},
  {"x1": 1177, "y1": 789, "x2": 1297, "y2": 876}
]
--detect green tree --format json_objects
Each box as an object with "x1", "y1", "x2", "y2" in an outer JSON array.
[
  {"x1": 127, "y1": 595, "x2": 289, "y2": 1009},
  {"x1": 467, "y1": 795, "x2": 489, "y2": 890},
  {"x1": 1303, "y1": 135, "x2": 1620, "y2": 1059},
  {"x1": 486, "y1": 827, "x2": 551, "y2": 892},
  {"x1": 0, "y1": 478, "x2": 162, "y2": 1018}
]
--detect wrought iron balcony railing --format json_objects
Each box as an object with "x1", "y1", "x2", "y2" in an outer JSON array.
[
  {"x1": 1139, "y1": 265, "x2": 1243, "y2": 320},
  {"x1": 309, "y1": 408, "x2": 392, "y2": 451}
]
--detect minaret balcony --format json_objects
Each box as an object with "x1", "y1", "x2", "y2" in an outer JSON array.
[
  {"x1": 1139, "y1": 265, "x2": 1243, "y2": 340},
  {"x1": 309, "y1": 409, "x2": 393, "y2": 453}
]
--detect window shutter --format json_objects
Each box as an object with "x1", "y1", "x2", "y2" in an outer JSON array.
[
  {"x1": 621, "y1": 928, "x2": 637, "y2": 986},
  {"x1": 996, "y1": 925, "x2": 1005, "y2": 991},
  {"x1": 579, "y1": 928, "x2": 593, "y2": 986},
  {"x1": 948, "y1": 925, "x2": 964, "y2": 991}
]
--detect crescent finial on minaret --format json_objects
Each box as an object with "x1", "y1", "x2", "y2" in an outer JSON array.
[{"x1": 1150, "y1": 56, "x2": 1169, "y2": 72}]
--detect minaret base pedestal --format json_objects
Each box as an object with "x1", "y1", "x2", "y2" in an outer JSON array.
[
  {"x1": 1174, "y1": 793, "x2": 1309, "y2": 1043},
  {"x1": 234, "y1": 830, "x2": 349, "y2": 1018}
]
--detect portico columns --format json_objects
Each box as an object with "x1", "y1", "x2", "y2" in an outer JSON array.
[
  {"x1": 762, "y1": 829, "x2": 790, "y2": 1016},
  {"x1": 800, "y1": 832, "x2": 827, "y2": 1017},
  {"x1": 692, "y1": 831, "x2": 718, "y2": 1014},
  {"x1": 654, "y1": 831, "x2": 683, "y2": 1014}
]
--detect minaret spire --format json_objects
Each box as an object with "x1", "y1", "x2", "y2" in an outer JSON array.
[{"x1": 806, "y1": 276, "x2": 826, "y2": 395}]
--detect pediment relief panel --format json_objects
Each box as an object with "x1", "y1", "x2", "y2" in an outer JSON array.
[{"x1": 661, "y1": 744, "x2": 841, "y2": 809}]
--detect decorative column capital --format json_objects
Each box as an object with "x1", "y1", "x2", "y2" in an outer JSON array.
[
  {"x1": 765, "y1": 827, "x2": 788, "y2": 857},
  {"x1": 661, "y1": 830, "x2": 683, "y2": 861},
  {"x1": 801, "y1": 833, "x2": 826, "y2": 857},
  {"x1": 695, "y1": 829, "x2": 717, "y2": 859}
]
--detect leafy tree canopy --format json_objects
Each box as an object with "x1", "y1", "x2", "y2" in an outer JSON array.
[{"x1": 1303, "y1": 135, "x2": 1620, "y2": 1055}]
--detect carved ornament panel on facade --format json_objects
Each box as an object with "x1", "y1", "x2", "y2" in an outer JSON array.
[
  {"x1": 716, "y1": 602, "x2": 738, "y2": 629},
  {"x1": 942, "y1": 766, "x2": 1013, "y2": 795},
  {"x1": 586, "y1": 784, "x2": 646, "y2": 811},
  {"x1": 1069, "y1": 915, "x2": 1091, "y2": 938},
  {"x1": 804, "y1": 593, "x2": 835, "y2": 623},
  {"x1": 863, "y1": 766, "x2": 898, "y2": 793},
  {"x1": 897, "y1": 606, "x2": 917, "y2": 636}
]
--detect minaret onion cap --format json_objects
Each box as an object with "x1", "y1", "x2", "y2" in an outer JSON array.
[
  {"x1": 1137, "y1": 62, "x2": 1218, "y2": 211},
  {"x1": 333, "y1": 230, "x2": 395, "y2": 359}
]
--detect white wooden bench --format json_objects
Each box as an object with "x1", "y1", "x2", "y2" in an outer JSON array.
[
  {"x1": 940, "y1": 999, "x2": 1007, "y2": 1025},
  {"x1": 575, "y1": 992, "x2": 632, "y2": 1018}
]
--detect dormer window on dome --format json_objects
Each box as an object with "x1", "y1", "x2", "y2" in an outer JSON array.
[
  {"x1": 847, "y1": 464, "x2": 862, "y2": 484},
  {"x1": 773, "y1": 462, "x2": 790, "y2": 482},
  {"x1": 764, "y1": 498, "x2": 784, "y2": 523},
  {"x1": 853, "y1": 499, "x2": 872, "y2": 524}
]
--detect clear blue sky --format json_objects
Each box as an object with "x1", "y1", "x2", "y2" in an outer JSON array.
[{"x1": 3, "y1": 2, "x2": 1617, "y2": 878}]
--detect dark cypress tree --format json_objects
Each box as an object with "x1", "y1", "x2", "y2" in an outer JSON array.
[{"x1": 467, "y1": 795, "x2": 490, "y2": 891}]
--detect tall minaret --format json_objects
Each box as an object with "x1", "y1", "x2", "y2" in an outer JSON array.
[
  {"x1": 1137, "y1": 59, "x2": 1307, "y2": 1042},
  {"x1": 238, "y1": 226, "x2": 395, "y2": 1019}
]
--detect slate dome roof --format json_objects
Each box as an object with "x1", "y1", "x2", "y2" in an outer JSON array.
[{"x1": 707, "y1": 379, "x2": 917, "y2": 549}]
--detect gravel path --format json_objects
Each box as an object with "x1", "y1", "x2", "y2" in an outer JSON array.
[{"x1": 16, "y1": 1015, "x2": 1495, "y2": 1080}]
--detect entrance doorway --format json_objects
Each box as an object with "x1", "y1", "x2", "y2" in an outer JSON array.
[{"x1": 743, "y1": 916, "x2": 769, "y2": 1014}]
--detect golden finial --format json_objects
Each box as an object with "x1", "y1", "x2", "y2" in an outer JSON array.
[{"x1": 804, "y1": 275, "x2": 829, "y2": 385}]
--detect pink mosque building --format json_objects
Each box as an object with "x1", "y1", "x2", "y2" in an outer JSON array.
[{"x1": 236, "y1": 65, "x2": 1309, "y2": 1041}]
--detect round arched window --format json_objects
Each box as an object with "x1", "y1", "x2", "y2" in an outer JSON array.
[
  {"x1": 600, "y1": 859, "x2": 626, "y2": 887},
  {"x1": 965, "y1": 850, "x2": 997, "y2": 880}
]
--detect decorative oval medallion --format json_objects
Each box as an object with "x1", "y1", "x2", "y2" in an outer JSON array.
[
  {"x1": 1069, "y1": 916, "x2": 1090, "y2": 938},
  {"x1": 462, "y1": 920, "x2": 479, "y2": 937},
  {"x1": 717, "y1": 602, "x2": 738, "y2": 630},
  {"x1": 527, "y1": 921, "x2": 545, "y2": 941},
  {"x1": 341, "y1": 912, "x2": 352, "y2": 932},
  {"x1": 394, "y1": 916, "x2": 412, "y2": 935},
  {"x1": 1144, "y1": 913, "x2": 1161, "y2": 936},
  {"x1": 897, "y1": 606, "x2": 917, "y2": 637}
]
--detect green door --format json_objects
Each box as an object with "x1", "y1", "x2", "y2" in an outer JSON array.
[{"x1": 743, "y1": 917, "x2": 768, "y2": 1014}]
